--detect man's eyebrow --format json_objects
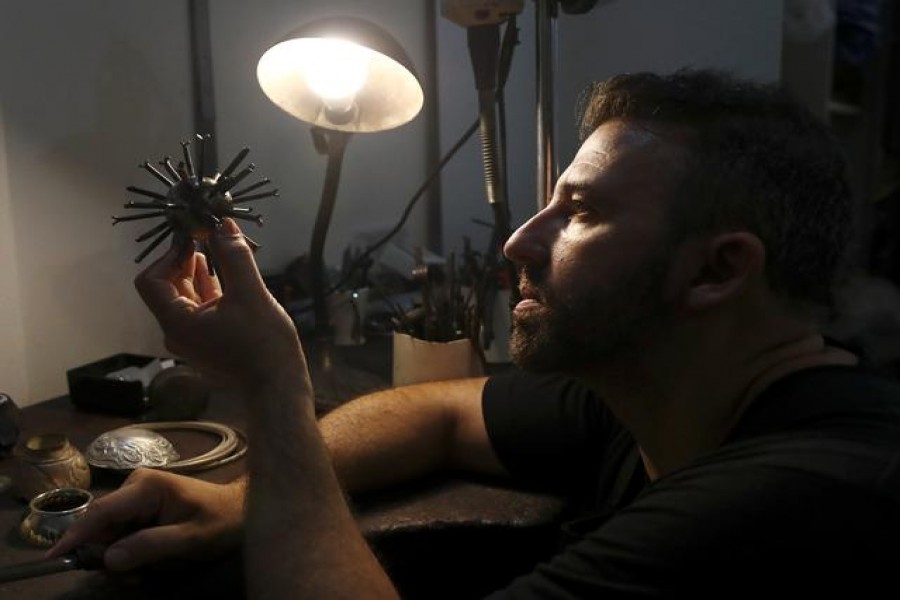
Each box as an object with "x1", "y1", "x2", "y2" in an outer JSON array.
[
  {"x1": 554, "y1": 180, "x2": 582, "y2": 198},
  {"x1": 554, "y1": 181, "x2": 604, "y2": 210},
  {"x1": 557, "y1": 176, "x2": 595, "y2": 196},
  {"x1": 564, "y1": 157, "x2": 608, "y2": 183}
]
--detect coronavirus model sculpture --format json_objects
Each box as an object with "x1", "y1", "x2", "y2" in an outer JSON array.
[{"x1": 113, "y1": 134, "x2": 278, "y2": 272}]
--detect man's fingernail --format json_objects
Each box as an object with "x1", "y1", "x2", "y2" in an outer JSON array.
[{"x1": 105, "y1": 546, "x2": 132, "y2": 570}]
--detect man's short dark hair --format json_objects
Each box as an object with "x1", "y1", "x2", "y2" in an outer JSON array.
[{"x1": 578, "y1": 69, "x2": 855, "y2": 314}]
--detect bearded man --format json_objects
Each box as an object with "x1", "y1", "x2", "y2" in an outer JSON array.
[{"x1": 53, "y1": 70, "x2": 900, "y2": 597}]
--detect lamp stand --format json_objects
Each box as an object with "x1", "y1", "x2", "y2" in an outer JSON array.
[
  {"x1": 466, "y1": 24, "x2": 519, "y2": 353},
  {"x1": 309, "y1": 127, "x2": 353, "y2": 340},
  {"x1": 534, "y1": 1, "x2": 601, "y2": 211},
  {"x1": 535, "y1": 0, "x2": 557, "y2": 212}
]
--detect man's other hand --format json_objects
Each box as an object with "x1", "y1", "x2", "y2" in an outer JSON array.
[{"x1": 46, "y1": 469, "x2": 245, "y2": 571}]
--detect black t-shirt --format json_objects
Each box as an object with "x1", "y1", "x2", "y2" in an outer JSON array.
[{"x1": 482, "y1": 366, "x2": 900, "y2": 597}]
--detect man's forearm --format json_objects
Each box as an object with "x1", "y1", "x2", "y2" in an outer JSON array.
[
  {"x1": 244, "y1": 370, "x2": 398, "y2": 599},
  {"x1": 319, "y1": 377, "x2": 502, "y2": 493}
]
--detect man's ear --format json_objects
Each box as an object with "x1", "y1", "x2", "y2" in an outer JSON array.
[{"x1": 673, "y1": 232, "x2": 766, "y2": 312}]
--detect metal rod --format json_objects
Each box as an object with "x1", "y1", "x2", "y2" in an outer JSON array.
[
  {"x1": 220, "y1": 147, "x2": 250, "y2": 179},
  {"x1": 124, "y1": 201, "x2": 175, "y2": 210},
  {"x1": 311, "y1": 130, "x2": 352, "y2": 338},
  {"x1": 424, "y1": 0, "x2": 443, "y2": 253},
  {"x1": 217, "y1": 164, "x2": 256, "y2": 192},
  {"x1": 188, "y1": 0, "x2": 219, "y2": 167},
  {"x1": 242, "y1": 233, "x2": 260, "y2": 251},
  {"x1": 535, "y1": 0, "x2": 557, "y2": 211},
  {"x1": 232, "y1": 190, "x2": 279, "y2": 203},
  {"x1": 112, "y1": 211, "x2": 165, "y2": 224},
  {"x1": 0, "y1": 555, "x2": 77, "y2": 584},
  {"x1": 141, "y1": 161, "x2": 175, "y2": 188},
  {"x1": 231, "y1": 178, "x2": 271, "y2": 198},
  {"x1": 160, "y1": 157, "x2": 183, "y2": 182},
  {"x1": 136, "y1": 222, "x2": 172, "y2": 242},
  {"x1": 202, "y1": 240, "x2": 217, "y2": 275},
  {"x1": 126, "y1": 185, "x2": 168, "y2": 201},
  {"x1": 227, "y1": 212, "x2": 264, "y2": 226},
  {"x1": 181, "y1": 140, "x2": 196, "y2": 179},
  {"x1": 135, "y1": 227, "x2": 173, "y2": 263},
  {"x1": 196, "y1": 133, "x2": 208, "y2": 180},
  {"x1": 477, "y1": 90, "x2": 507, "y2": 212}
]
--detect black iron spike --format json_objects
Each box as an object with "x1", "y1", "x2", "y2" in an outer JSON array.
[
  {"x1": 126, "y1": 186, "x2": 167, "y2": 201},
  {"x1": 181, "y1": 140, "x2": 196, "y2": 179},
  {"x1": 112, "y1": 212, "x2": 165, "y2": 224},
  {"x1": 124, "y1": 201, "x2": 173, "y2": 210},
  {"x1": 231, "y1": 178, "x2": 271, "y2": 198},
  {"x1": 232, "y1": 189, "x2": 279, "y2": 204},
  {"x1": 135, "y1": 221, "x2": 171, "y2": 242},
  {"x1": 141, "y1": 162, "x2": 175, "y2": 188},
  {"x1": 217, "y1": 164, "x2": 256, "y2": 193},
  {"x1": 242, "y1": 233, "x2": 261, "y2": 251},
  {"x1": 202, "y1": 240, "x2": 217, "y2": 276},
  {"x1": 220, "y1": 147, "x2": 250, "y2": 179},
  {"x1": 134, "y1": 228, "x2": 173, "y2": 263},
  {"x1": 228, "y1": 212, "x2": 264, "y2": 226},
  {"x1": 195, "y1": 134, "x2": 208, "y2": 180},
  {"x1": 160, "y1": 157, "x2": 182, "y2": 182}
]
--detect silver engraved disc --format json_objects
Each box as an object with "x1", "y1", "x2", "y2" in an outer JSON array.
[{"x1": 85, "y1": 427, "x2": 180, "y2": 470}]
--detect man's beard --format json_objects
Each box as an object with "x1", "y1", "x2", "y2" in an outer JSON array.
[{"x1": 509, "y1": 248, "x2": 673, "y2": 374}]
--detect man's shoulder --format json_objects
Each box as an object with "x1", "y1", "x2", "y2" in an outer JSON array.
[
  {"x1": 673, "y1": 429, "x2": 900, "y2": 494},
  {"x1": 568, "y1": 432, "x2": 900, "y2": 591},
  {"x1": 703, "y1": 364, "x2": 900, "y2": 492},
  {"x1": 730, "y1": 364, "x2": 900, "y2": 441},
  {"x1": 501, "y1": 431, "x2": 900, "y2": 598},
  {"x1": 635, "y1": 425, "x2": 900, "y2": 558}
]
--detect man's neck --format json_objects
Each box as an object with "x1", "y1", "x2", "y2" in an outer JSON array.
[{"x1": 584, "y1": 331, "x2": 858, "y2": 481}]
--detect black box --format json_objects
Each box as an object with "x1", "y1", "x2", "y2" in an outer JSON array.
[{"x1": 66, "y1": 353, "x2": 161, "y2": 416}]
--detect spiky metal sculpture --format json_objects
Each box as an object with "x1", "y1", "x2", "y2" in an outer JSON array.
[{"x1": 113, "y1": 134, "x2": 278, "y2": 271}]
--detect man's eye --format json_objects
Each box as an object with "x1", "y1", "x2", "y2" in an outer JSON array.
[{"x1": 570, "y1": 197, "x2": 590, "y2": 214}]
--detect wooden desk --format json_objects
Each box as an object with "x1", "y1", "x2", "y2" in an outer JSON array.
[{"x1": 0, "y1": 338, "x2": 565, "y2": 599}]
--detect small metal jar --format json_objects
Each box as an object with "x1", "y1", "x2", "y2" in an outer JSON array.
[
  {"x1": 19, "y1": 487, "x2": 93, "y2": 547},
  {"x1": 11, "y1": 434, "x2": 91, "y2": 501}
]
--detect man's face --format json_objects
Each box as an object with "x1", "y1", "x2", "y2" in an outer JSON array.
[{"x1": 504, "y1": 119, "x2": 685, "y2": 373}]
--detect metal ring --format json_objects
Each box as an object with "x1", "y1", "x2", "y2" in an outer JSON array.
[{"x1": 113, "y1": 421, "x2": 245, "y2": 472}]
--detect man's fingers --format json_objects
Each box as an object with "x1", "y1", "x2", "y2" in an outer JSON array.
[
  {"x1": 194, "y1": 253, "x2": 223, "y2": 302},
  {"x1": 102, "y1": 524, "x2": 198, "y2": 571},
  {"x1": 47, "y1": 482, "x2": 160, "y2": 558},
  {"x1": 208, "y1": 219, "x2": 267, "y2": 301},
  {"x1": 135, "y1": 243, "x2": 200, "y2": 325}
]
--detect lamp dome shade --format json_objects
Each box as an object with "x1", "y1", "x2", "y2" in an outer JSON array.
[{"x1": 257, "y1": 16, "x2": 424, "y2": 133}]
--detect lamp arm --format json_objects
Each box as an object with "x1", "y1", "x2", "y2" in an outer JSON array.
[
  {"x1": 467, "y1": 24, "x2": 514, "y2": 251},
  {"x1": 326, "y1": 17, "x2": 521, "y2": 299},
  {"x1": 476, "y1": 90, "x2": 510, "y2": 225},
  {"x1": 468, "y1": 24, "x2": 520, "y2": 350},
  {"x1": 310, "y1": 128, "x2": 352, "y2": 338}
]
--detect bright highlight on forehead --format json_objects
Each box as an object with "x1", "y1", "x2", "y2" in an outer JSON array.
[
  {"x1": 562, "y1": 120, "x2": 682, "y2": 188},
  {"x1": 564, "y1": 153, "x2": 609, "y2": 186}
]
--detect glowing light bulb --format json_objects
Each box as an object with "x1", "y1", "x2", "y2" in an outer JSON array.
[{"x1": 303, "y1": 38, "x2": 371, "y2": 115}]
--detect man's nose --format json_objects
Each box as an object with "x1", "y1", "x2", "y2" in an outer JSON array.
[{"x1": 503, "y1": 206, "x2": 556, "y2": 265}]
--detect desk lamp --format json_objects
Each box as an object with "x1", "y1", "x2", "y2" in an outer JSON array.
[{"x1": 257, "y1": 16, "x2": 424, "y2": 338}]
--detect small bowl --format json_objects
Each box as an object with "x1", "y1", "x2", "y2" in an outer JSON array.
[{"x1": 20, "y1": 487, "x2": 93, "y2": 547}]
